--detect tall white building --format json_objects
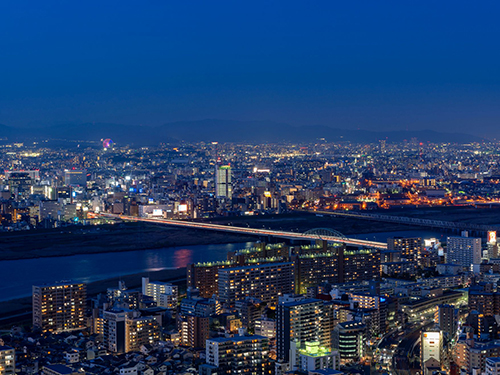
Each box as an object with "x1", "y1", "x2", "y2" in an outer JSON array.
[
  {"x1": 216, "y1": 165, "x2": 232, "y2": 199},
  {"x1": 446, "y1": 234, "x2": 481, "y2": 269},
  {"x1": 421, "y1": 330, "x2": 443, "y2": 374},
  {"x1": 142, "y1": 277, "x2": 178, "y2": 309}
]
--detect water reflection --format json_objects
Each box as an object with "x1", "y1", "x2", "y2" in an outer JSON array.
[
  {"x1": 173, "y1": 249, "x2": 193, "y2": 268},
  {"x1": 0, "y1": 242, "x2": 254, "y2": 301}
]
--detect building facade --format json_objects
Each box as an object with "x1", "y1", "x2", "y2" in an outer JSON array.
[
  {"x1": 218, "y1": 262, "x2": 294, "y2": 306},
  {"x1": 204, "y1": 335, "x2": 271, "y2": 375},
  {"x1": 32, "y1": 282, "x2": 87, "y2": 333},
  {"x1": 0, "y1": 346, "x2": 15, "y2": 375},
  {"x1": 447, "y1": 235, "x2": 481, "y2": 269}
]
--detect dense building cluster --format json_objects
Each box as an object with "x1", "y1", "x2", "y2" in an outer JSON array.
[
  {"x1": 1, "y1": 140, "x2": 500, "y2": 231},
  {"x1": 2, "y1": 225, "x2": 500, "y2": 375},
  {"x1": 3, "y1": 140, "x2": 500, "y2": 375}
]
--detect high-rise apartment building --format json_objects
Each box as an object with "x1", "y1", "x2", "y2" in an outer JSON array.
[
  {"x1": 349, "y1": 293, "x2": 388, "y2": 335},
  {"x1": 125, "y1": 316, "x2": 160, "y2": 353},
  {"x1": 235, "y1": 297, "x2": 263, "y2": 330},
  {"x1": 295, "y1": 246, "x2": 381, "y2": 294},
  {"x1": 216, "y1": 165, "x2": 232, "y2": 199},
  {"x1": 189, "y1": 244, "x2": 380, "y2": 299},
  {"x1": 102, "y1": 309, "x2": 128, "y2": 353},
  {"x1": 187, "y1": 261, "x2": 234, "y2": 298},
  {"x1": 0, "y1": 346, "x2": 15, "y2": 375},
  {"x1": 468, "y1": 291, "x2": 500, "y2": 315},
  {"x1": 255, "y1": 317, "x2": 276, "y2": 338},
  {"x1": 179, "y1": 314, "x2": 210, "y2": 348},
  {"x1": 276, "y1": 297, "x2": 331, "y2": 367},
  {"x1": 218, "y1": 262, "x2": 294, "y2": 306},
  {"x1": 32, "y1": 282, "x2": 87, "y2": 333},
  {"x1": 103, "y1": 309, "x2": 160, "y2": 354},
  {"x1": 203, "y1": 335, "x2": 271, "y2": 375},
  {"x1": 387, "y1": 237, "x2": 423, "y2": 262},
  {"x1": 447, "y1": 235, "x2": 481, "y2": 269}
]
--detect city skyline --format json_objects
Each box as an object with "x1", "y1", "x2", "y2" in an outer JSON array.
[{"x1": 2, "y1": 2, "x2": 500, "y2": 374}]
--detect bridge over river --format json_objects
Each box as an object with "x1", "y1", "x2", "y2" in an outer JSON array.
[{"x1": 93, "y1": 213, "x2": 388, "y2": 250}]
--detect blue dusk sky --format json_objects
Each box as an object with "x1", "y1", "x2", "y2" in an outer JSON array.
[{"x1": 0, "y1": 1, "x2": 499, "y2": 136}]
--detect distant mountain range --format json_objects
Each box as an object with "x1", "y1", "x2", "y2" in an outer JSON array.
[{"x1": 0, "y1": 120, "x2": 485, "y2": 146}]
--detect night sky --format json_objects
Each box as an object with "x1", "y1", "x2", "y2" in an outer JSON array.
[{"x1": 1, "y1": 1, "x2": 499, "y2": 136}]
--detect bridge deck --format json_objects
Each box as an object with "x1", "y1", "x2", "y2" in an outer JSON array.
[
  {"x1": 306, "y1": 209, "x2": 498, "y2": 233},
  {"x1": 93, "y1": 213, "x2": 388, "y2": 249}
]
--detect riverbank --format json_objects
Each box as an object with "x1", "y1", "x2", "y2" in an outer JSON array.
[
  {"x1": 0, "y1": 223, "x2": 254, "y2": 261},
  {"x1": 0, "y1": 267, "x2": 187, "y2": 328},
  {"x1": 1, "y1": 207, "x2": 496, "y2": 262}
]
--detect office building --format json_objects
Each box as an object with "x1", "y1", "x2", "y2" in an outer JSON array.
[
  {"x1": 218, "y1": 262, "x2": 294, "y2": 306},
  {"x1": 7, "y1": 172, "x2": 34, "y2": 200},
  {"x1": 203, "y1": 335, "x2": 271, "y2": 375},
  {"x1": 64, "y1": 169, "x2": 87, "y2": 187},
  {"x1": 0, "y1": 346, "x2": 15, "y2": 375},
  {"x1": 32, "y1": 282, "x2": 87, "y2": 333},
  {"x1": 142, "y1": 277, "x2": 178, "y2": 309},
  {"x1": 447, "y1": 235, "x2": 481, "y2": 269},
  {"x1": 216, "y1": 165, "x2": 232, "y2": 199},
  {"x1": 421, "y1": 329, "x2": 443, "y2": 374},
  {"x1": 332, "y1": 321, "x2": 366, "y2": 362}
]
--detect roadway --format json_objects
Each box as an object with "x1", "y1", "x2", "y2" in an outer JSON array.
[
  {"x1": 376, "y1": 320, "x2": 433, "y2": 375},
  {"x1": 303, "y1": 209, "x2": 499, "y2": 233},
  {"x1": 91, "y1": 213, "x2": 388, "y2": 249}
]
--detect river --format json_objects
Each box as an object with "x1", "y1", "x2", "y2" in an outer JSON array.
[
  {"x1": 0, "y1": 242, "x2": 254, "y2": 302},
  {"x1": 0, "y1": 228, "x2": 452, "y2": 302}
]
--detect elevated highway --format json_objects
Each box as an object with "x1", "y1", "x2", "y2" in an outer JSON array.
[
  {"x1": 305, "y1": 209, "x2": 499, "y2": 233},
  {"x1": 92, "y1": 212, "x2": 388, "y2": 250}
]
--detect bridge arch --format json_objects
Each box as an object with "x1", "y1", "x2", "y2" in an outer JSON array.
[{"x1": 304, "y1": 228, "x2": 347, "y2": 239}]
